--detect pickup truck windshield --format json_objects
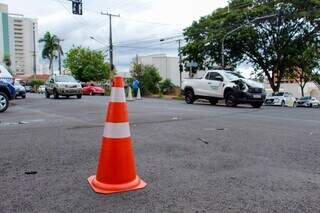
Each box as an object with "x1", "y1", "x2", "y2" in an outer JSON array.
[
  {"x1": 55, "y1": 76, "x2": 77, "y2": 83},
  {"x1": 224, "y1": 72, "x2": 244, "y2": 81}
]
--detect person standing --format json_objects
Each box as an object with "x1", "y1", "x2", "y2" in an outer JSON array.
[{"x1": 132, "y1": 79, "x2": 140, "y2": 97}]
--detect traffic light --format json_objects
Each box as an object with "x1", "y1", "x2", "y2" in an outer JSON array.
[
  {"x1": 179, "y1": 64, "x2": 183, "y2": 73},
  {"x1": 72, "y1": 0, "x2": 83, "y2": 15}
]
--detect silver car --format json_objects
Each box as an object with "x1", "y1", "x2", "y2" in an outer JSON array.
[{"x1": 45, "y1": 75, "x2": 82, "y2": 99}]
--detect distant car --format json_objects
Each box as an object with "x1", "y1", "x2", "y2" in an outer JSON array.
[
  {"x1": 38, "y1": 85, "x2": 45, "y2": 94},
  {"x1": 14, "y1": 80, "x2": 26, "y2": 99},
  {"x1": 264, "y1": 92, "x2": 296, "y2": 107},
  {"x1": 25, "y1": 86, "x2": 33, "y2": 93},
  {"x1": 0, "y1": 81, "x2": 15, "y2": 113},
  {"x1": 296, "y1": 96, "x2": 320, "y2": 108},
  {"x1": 82, "y1": 83, "x2": 105, "y2": 96},
  {"x1": 45, "y1": 75, "x2": 82, "y2": 99}
]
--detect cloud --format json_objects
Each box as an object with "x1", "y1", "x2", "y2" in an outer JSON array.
[{"x1": 4, "y1": 0, "x2": 228, "y2": 72}]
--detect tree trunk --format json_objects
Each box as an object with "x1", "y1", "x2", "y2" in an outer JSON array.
[
  {"x1": 300, "y1": 86, "x2": 304, "y2": 97},
  {"x1": 49, "y1": 59, "x2": 53, "y2": 75}
]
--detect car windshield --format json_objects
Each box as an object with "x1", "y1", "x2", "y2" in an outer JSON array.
[
  {"x1": 55, "y1": 76, "x2": 77, "y2": 83},
  {"x1": 272, "y1": 92, "x2": 284, "y2": 96},
  {"x1": 300, "y1": 96, "x2": 311, "y2": 100},
  {"x1": 224, "y1": 72, "x2": 244, "y2": 81}
]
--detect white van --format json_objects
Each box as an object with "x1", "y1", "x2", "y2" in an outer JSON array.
[{"x1": 0, "y1": 64, "x2": 14, "y2": 84}]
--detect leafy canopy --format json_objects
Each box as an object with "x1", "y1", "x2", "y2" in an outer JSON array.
[
  {"x1": 64, "y1": 46, "x2": 111, "y2": 82},
  {"x1": 182, "y1": 0, "x2": 320, "y2": 92}
]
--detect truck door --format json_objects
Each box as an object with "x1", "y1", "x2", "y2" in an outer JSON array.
[{"x1": 204, "y1": 72, "x2": 224, "y2": 97}]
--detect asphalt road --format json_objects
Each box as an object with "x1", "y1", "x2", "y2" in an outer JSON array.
[{"x1": 1, "y1": 94, "x2": 320, "y2": 213}]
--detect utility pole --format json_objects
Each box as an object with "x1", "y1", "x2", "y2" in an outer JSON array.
[
  {"x1": 178, "y1": 39, "x2": 183, "y2": 88},
  {"x1": 32, "y1": 22, "x2": 37, "y2": 79},
  {"x1": 101, "y1": 12, "x2": 120, "y2": 78}
]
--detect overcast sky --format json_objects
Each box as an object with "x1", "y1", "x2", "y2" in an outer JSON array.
[{"x1": 3, "y1": 0, "x2": 250, "y2": 74}]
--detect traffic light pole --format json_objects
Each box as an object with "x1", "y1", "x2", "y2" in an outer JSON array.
[{"x1": 101, "y1": 12, "x2": 120, "y2": 78}]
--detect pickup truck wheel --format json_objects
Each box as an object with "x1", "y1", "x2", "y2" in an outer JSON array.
[
  {"x1": 281, "y1": 101, "x2": 285, "y2": 107},
  {"x1": 209, "y1": 98, "x2": 218, "y2": 105},
  {"x1": 77, "y1": 94, "x2": 82, "y2": 99},
  {"x1": 0, "y1": 92, "x2": 9, "y2": 113},
  {"x1": 185, "y1": 90, "x2": 195, "y2": 104},
  {"x1": 225, "y1": 92, "x2": 237, "y2": 107},
  {"x1": 53, "y1": 90, "x2": 59, "y2": 99},
  {"x1": 251, "y1": 102, "x2": 263, "y2": 108}
]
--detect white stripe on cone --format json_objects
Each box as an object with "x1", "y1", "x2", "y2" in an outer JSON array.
[
  {"x1": 110, "y1": 88, "x2": 126, "y2": 102},
  {"x1": 103, "y1": 122, "x2": 131, "y2": 138}
]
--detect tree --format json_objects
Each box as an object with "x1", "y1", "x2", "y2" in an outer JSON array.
[
  {"x1": 64, "y1": 46, "x2": 111, "y2": 82},
  {"x1": 39, "y1": 32, "x2": 61, "y2": 74},
  {"x1": 182, "y1": 0, "x2": 320, "y2": 92},
  {"x1": 130, "y1": 60, "x2": 162, "y2": 95},
  {"x1": 3, "y1": 55, "x2": 11, "y2": 74},
  {"x1": 287, "y1": 42, "x2": 320, "y2": 96}
]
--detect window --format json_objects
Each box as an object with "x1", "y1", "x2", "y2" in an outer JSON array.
[{"x1": 205, "y1": 72, "x2": 223, "y2": 81}]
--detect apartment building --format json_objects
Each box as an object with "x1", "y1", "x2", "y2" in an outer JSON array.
[
  {"x1": 0, "y1": 3, "x2": 10, "y2": 64},
  {"x1": 0, "y1": 3, "x2": 40, "y2": 77}
]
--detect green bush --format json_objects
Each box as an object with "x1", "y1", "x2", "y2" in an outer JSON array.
[
  {"x1": 27, "y1": 79, "x2": 45, "y2": 87},
  {"x1": 159, "y1": 79, "x2": 175, "y2": 95}
]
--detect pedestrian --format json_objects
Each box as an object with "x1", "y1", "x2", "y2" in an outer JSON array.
[{"x1": 132, "y1": 79, "x2": 140, "y2": 97}]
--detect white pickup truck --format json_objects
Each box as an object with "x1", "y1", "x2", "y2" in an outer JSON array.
[{"x1": 181, "y1": 70, "x2": 266, "y2": 108}]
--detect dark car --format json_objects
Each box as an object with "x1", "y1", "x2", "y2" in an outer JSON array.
[{"x1": 0, "y1": 81, "x2": 15, "y2": 113}]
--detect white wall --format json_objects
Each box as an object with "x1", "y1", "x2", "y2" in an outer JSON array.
[{"x1": 138, "y1": 54, "x2": 185, "y2": 86}]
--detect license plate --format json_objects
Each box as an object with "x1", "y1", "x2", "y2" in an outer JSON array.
[{"x1": 253, "y1": 94, "x2": 261, "y2": 99}]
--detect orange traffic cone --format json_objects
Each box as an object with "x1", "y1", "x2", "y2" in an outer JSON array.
[{"x1": 88, "y1": 75, "x2": 146, "y2": 194}]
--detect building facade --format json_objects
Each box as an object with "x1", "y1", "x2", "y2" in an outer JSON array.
[
  {"x1": 0, "y1": 3, "x2": 10, "y2": 65},
  {"x1": 137, "y1": 54, "x2": 188, "y2": 86},
  {"x1": 0, "y1": 3, "x2": 40, "y2": 77}
]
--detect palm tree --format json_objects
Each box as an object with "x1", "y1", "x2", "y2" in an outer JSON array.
[{"x1": 38, "y1": 32, "x2": 62, "y2": 74}]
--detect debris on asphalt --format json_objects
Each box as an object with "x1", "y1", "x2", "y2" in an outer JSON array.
[
  {"x1": 24, "y1": 171, "x2": 37, "y2": 175},
  {"x1": 18, "y1": 121, "x2": 30, "y2": 124},
  {"x1": 171, "y1": 117, "x2": 179, "y2": 120},
  {"x1": 198, "y1": 137, "x2": 209, "y2": 144}
]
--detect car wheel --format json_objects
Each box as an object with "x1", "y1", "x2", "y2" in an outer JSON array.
[
  {"x1": 45, "y1": 90, "x2": 50, "y2": 99},
  {"x1": 225, "y1": 92, "x2": 237, "y2": 107},
  {"x1": 77, "y1": 94, "x2": 82, "y2": 99},
  {"x1": 281, "y1": 101, "x2": 285, "y2": 107},
  {"x1": 100, "y1": 93, "x2": 104, "y2": 96},
  {"x1": 0, "y1": 92, "x2": 9, "y2": 113},
  {"x1": 185, "y1": 89, "x2": 195, "y2": 104},
  {"x1": 53, "y1": 90, "x2": 59, "y2": 99},
  {"x1": 251, "y1": 102, "x2": 263, "y2": 108},
  {"x1": 209, "y1": 98, "x2": 218, "y2": 105},
  {"x1": 22, "y1": 94, "x2": 26, "y2": 99}
]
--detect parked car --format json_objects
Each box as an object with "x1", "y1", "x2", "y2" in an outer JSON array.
[
  {"x1": 45, "y1": 75, "x2": 82, "y2": 99},
  {"x1": 296, "y1": 96, "x2": 320, "y2": 108},
  {"x1": 14, "y1": 80, "x2": 26, "y2": 99},
  {"x1": 181, "y1": 70, "x2": 266, "y2": 108},
  {"x1": 38, "y1": 85, "x2": 45, "y2": 94},
  {"x1": 0, "y1": 81, "x2": 15, "y2": 113},
  {"x1": 82, "y1": 83, "x2": 105, "y2": 95},
  {"x1": 264, "y1": 92, "x2": 296, "y2": 107},
  {"x1": 25, "y1": 85, "x2": 33, "y2": 93}
]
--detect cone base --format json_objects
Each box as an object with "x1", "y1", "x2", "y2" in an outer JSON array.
[{"x1": 87, "y1": 175, "x2": 147, "y2": 194}]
